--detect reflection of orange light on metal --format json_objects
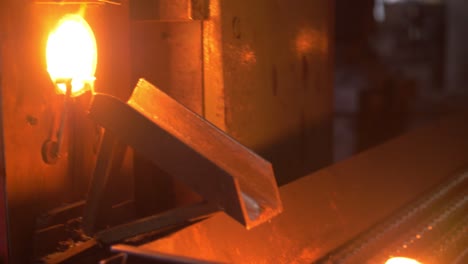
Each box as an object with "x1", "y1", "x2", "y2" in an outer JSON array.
[
  {"x1": 46, "y1": 14, "x2": 97, "y2": 96},
  {"x1": 242, "y1": 50, "x2": 256, "y2": 65},
  {"x1": 295, "y1": 28, "x2": 326, "y2": 55},
  {"x1": 236, "y1": 45, "x2": 256, "y2": 65},
  {"x1": 385, "y1": 257, "x2": 422, "y2": 264}
]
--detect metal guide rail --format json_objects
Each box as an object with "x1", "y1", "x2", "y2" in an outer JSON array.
[{"x1": 317, "y1": 169, "x2": 468, "y2": 264}]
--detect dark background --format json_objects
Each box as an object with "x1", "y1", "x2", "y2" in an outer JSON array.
[{"x1": 334, "y1": 0, "x2": 468, "y2": 161}]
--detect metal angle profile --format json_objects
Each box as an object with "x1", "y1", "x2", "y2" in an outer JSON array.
[
  {"x1": 109, "y1": 244, "x2": 221, "y2": 264},
  {"x1": 88, "y1": 78, "x2": 282, "y2": 229}
]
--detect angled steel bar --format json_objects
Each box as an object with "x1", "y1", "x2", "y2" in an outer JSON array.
[
  {"x1": 96, "y1": 201, "x2": 217, "y2": 244},
  {"x1": 111, "y1": 244, "x2": 221, "y2": 264},
  {"x1": 88, "y1": 79, "x2": 282, "y2": 229},
  {"x1": 83, "y1": 131, "x2": 125, "y2": 234}
]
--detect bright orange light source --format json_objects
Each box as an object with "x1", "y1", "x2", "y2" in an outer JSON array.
[
  {"x1": 385, "y1": 257, "x2": 422, "y2": 264},
  {"x1": 46, "y1": 14, "x2": 97, "y2": 96}
]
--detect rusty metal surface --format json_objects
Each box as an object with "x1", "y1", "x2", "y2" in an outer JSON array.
[
  {"x1": 89, "y1": 79, "x2": 282, "y2": 229},
  {"x1": 136, "y1": 112, "x2": 468, "y2": 263},
  {"x1": 202, "y1": 0, "x2": 334, "y2": 185}
]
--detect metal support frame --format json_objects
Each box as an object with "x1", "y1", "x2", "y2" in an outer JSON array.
[{"x1": 83, "y1": 131, "x2": 124, "y2": 234}]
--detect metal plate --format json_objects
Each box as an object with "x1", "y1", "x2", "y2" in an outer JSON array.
[{"x1": 202, "y1": 0, "x2": 334, "y2": 185}]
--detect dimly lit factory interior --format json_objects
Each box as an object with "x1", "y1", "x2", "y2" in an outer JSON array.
[{"x1": 0, "y1": 0, "x2": 467, "y2": 263}]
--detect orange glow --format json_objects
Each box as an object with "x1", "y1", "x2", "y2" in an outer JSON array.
[
  {"x1": 46, "y1": 14, "x2": 97, "y2": 96},
  {"x1": 295, "y1": 28, "x2": 327, "y2": 56},
  {"x1": 241, "y1": 49, "x2": 256, "y2": 65},
  {"x1": 385, "y1": 257, "x2": 422, "y2": 264}
]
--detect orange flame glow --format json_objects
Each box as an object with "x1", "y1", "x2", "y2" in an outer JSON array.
[
  {"x1": 46, "y1": 14, "x2": 97, "y2": 96},
  {"x1": 385, "y1": 257, "x2": 422, "y2": 264}
]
